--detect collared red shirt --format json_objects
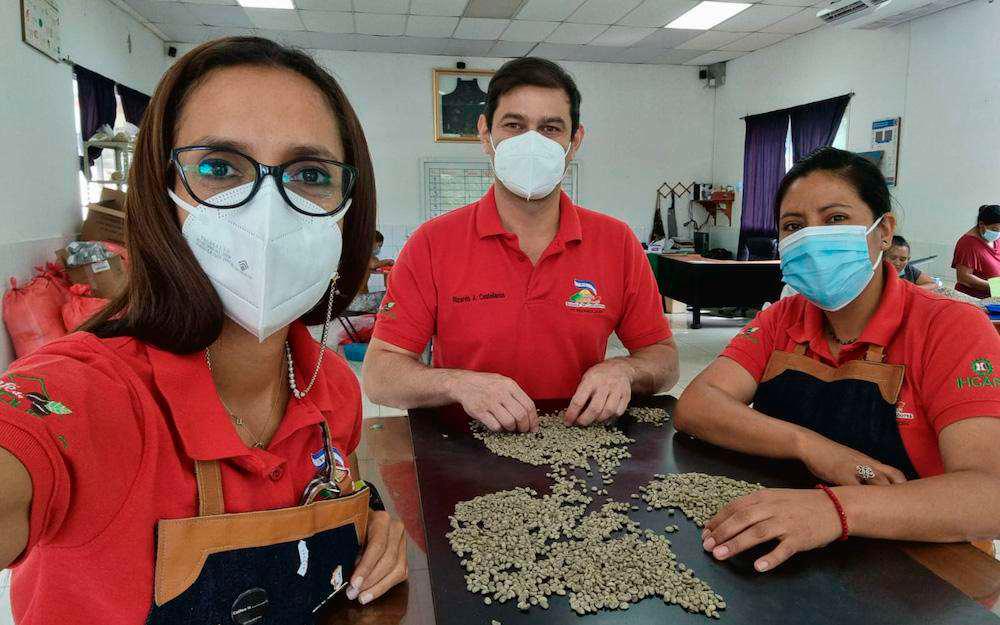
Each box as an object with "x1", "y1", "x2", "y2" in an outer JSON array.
[
  {"x1": 0, "y1": 322, "x2": 361, "y2": 625},
  {"x1": 952, "y1": 233, "x2": 1000, "y2": 298},
  {"x1": 723, "y1": 265, "x2": 1000, "y2": 477},
  {"x1": 373, "y1": 186, "x2": 671, "y2": 400}
]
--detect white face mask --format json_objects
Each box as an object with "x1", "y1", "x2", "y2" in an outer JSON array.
[
  {"x1": 168, "y1": 178, "x2": 345, "y2": 341},
  {"x1": 490, "y1": 130, "x2": 570, "y2": 201}
]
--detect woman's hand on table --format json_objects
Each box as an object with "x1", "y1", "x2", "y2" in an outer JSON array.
[
  {"x1": 798, "y1": 433, "x2": 907, "y2": 486},
  {"x1": 347, "y1": 511, "x2": 408, "y2": 605},
  {"x1": 701, "y1": 488, "x2": 843, "y2": 572}
]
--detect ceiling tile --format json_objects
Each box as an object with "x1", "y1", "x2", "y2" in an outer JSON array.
[
  {"x1": 544, "y1": 22, "x2": 606, "y2": 44},
  {"x1": 349, "y1": 34, "x2": 412, "y2": 51},
  {"x1": 720, "y1": 31, "x2": 789, "y2": 50},
  {"x1": 567, "y1": 0, "x2": 642, "y2": 24},
  {"x1": 761, "y1": 7, "x2": 825, "y2": 33},
  {"x1": 406, "y1": 15, "x2": 459, "y2": 36},
  {"x1": 675, "y1": 30, "x2": 744, "y2": 50},
  {"x1": 573, "y1": 45, "x2": 631, "y2": 62},
  {"x1": 490, "y1": 40, "x2": 536, "y2": 56},
  {"x1": 500, "y1": 19, "x2": 559, "y2": 41},
  {"x1": 614, "y1": 45, "x2": 670, "y2": 62},
  {"x1": 266, "y1": 28, "x2": 336, "y2": 46},
  {"x1": 464, "y1": 0, "x2": 525, "y2": 18},
  {"x1": 159, "y1": 23, "x2": 251, "y2": 41},
  {"x1": 454, "y1": 17, "x2": 511, "y2": 38},
  {"x1": 515, "y1": 0, "x2": 586, "y2": 21},
  {"x1": 124, "y1": 0, "x2": 201, "y2": 24},
  {"x1": 352, "y1": 0, "x2": 408, "y2": 13},
  {"x1": 716, "y1": 4, "x2": 801, "y2": 31},
  {"x1": 185, "y1": 4, "x2": 252, "y2": 26},
  {"x1": 292, "y1": 0, "x2": 351, "y2": 9},
  {"x1": 618, "y1": 0, "x2": 697, "y2": 26},
  {"x1": 179, "y1": 0, "x2": 237, "y2": 5},
  {"x1": 245, "y1": 7, "x2": 304, "y2": 29},
  {"x1": 529, "y1": 42, "x2": 586, "y2": 60},
  {"x1": 355, "y1": 12, "x2": 406, "y2": 34},
  {"x1": 761, "y1": 0, "x2": 817, "y2": 5},
  {"x1": 648, "y1": 47, "x2": 706, "y2": 64},
  {"x1": 441, "y1": 37, "x2": 496, "y2": 55},
  {"x1": 409, "y1": 0, "x2": 469, "y2": 15},
  {"x1": 301, "y1": 9, "x2": 354, "y2": 31},
  {"x1": 632, "y1": 25, "x2": 700, "y2": 46},
  {"x1": 684, "y1": 49, "x2": 744, "y2": 65},
  {"x1": 589, "y1": 25, "x2": 655, "y2": 46}
]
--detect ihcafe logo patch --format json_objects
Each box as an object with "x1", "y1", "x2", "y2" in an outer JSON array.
[
  {"x1": 972, "y1": 358, "x2": 993, "y2": 376},
  {"x1": 565, "y1": 279, "x2": 606, "y2": 310},
  {"x1": 956, "y1": 357, "x2": 1000, "y2": 389}
]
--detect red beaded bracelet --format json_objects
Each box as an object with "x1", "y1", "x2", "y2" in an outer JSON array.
[{"x1": 815, "y1": 483, "x2": 849, "y2": 541}]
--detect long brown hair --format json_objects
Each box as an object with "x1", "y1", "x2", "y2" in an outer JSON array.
[{"x1": 83, "y1": 37, "x2": 376, "y2": 353}]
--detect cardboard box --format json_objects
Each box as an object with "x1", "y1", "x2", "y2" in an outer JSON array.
[
  {"x1": 55, "y1": 249, "x2": 126, "y2": 300},
  {"x1": 81, "y1": 188, "x2": 126, "y2": 243}
]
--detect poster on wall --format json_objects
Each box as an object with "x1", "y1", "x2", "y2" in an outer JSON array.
[
  {"x1": 21, "y1": 0, "x2": 63, "y2": 62},
  {"x1": 871, "y1": 117, "x2": 901, "y2": 186}
]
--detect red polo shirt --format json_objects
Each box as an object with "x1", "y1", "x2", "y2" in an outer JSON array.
[
  {"x1": 373, "y1": 187, "x2": 671, "y2": 400},
  {"x1": 0, "y1": 322, "x2": 361, "y2": 624},
  {"x1": 952, "y1": 233, "x2": 1000, "y2": 298},
  {"x1": 722, "y1": 265, "x2": 1000, "y2": 477}
]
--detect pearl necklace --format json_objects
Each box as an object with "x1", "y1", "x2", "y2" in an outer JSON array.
[{"x1": 287, "y1": 281, "x2": 337, "y2": 400}]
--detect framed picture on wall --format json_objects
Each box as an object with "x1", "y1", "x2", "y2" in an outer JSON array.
[
  {"x1": 21, "y1": 0, "x2": 63, "y2": 62},
  {"x1": 433, "y1": 68, "x2": 495, "y2": 143}
]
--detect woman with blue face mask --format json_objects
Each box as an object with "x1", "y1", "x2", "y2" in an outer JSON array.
[
  {"x1": 953, "y1": 204, "x2": 1000, "y2": 299},
  {"x1": 674, "y1": 148, "x2": 1000, "y2": 574}
]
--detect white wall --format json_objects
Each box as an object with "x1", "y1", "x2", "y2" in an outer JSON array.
[
  {"x1": 172, "y1": 46, "x2": 717, "y2": 257},
  {"x1": 0, "y1": 0, "x2": 166, "y2": 370},
  {"x1": 710, "y1": 0, "x2": 1000, "y2": 281}
]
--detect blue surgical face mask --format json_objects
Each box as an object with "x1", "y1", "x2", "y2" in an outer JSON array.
[
  {"x1": 983, "y1": 228, "x2": 1000, "y2": 243},
  {"x1": 779, "y1": 215, "x2": 885, "y2": 312}
]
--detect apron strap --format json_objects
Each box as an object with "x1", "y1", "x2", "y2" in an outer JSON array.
[
  {"x1": 195, "y1": 460, "x2": 225, "y2": 517},
  {"x1": 865, "y1": 345, "x2": 886, "y2": 363}
]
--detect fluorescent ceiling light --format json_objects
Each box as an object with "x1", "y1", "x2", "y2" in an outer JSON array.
[
  {"x1": 237, "y1": 0, "x2": 294, "y2": 9},
  {"x1": 666, "y1": 1, "x2": 752, "y2": 30}
]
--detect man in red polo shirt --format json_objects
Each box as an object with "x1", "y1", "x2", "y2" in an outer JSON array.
[{"x1": 364, "y1": 57, "x2": 677, "y2": 432}]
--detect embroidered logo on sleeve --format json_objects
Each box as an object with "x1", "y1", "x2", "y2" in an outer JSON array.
[
  {"x1": 956, "y1": 358, "x2": 1000, "y2": 389},
  {"x1": 377, "y1": 300, "x2": 397, "y2": 320},
  {"x1": 736, "y1": 325, "x2": 761, "y2": 344},
  {"x1": 565, "y1": 279, "x2": 606, "y2": 310},
  {"x1": 0, "y1": 375, "x2": 72, "y2": 417}
]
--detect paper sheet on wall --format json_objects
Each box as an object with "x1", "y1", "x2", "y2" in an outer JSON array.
[
  {"x1": 871, "y1": 117, "x2": 901, "y2": 186},
  {"x1": 21, "y1": 0, "x2": 62, "y2": 62}
]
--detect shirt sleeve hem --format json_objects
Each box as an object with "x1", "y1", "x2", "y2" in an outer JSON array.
[
  {"x1": 932, "y1": 400, "x2": 1000, "y2": 434},
  {"x1": 371, "y1": 328, "x2": 429, "y2": 355},
  {"x1": 619, "y1": 325, "x2": 673, "y2": 352},
  {"x1": 0, "y1": 421, "x2": 62, "y2": 566}
]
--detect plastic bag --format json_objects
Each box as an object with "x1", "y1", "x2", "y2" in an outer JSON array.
[
  {"x1": 65, "y1": 241, "x2": 111, "y2": 267},
  {"x1": 61, "y1": 284, "x2": 109, "y2": 331},
  {"x1": 3, "y1": 276, "x2": 68, "y2": 358}
]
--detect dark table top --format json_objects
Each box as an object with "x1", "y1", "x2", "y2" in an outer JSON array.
[{"x1": 400, "y1": 396, "x2": 1000, "y2": 625}]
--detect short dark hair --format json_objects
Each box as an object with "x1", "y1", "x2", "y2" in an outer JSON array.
[
  {"x1": 978, "y1": 204, "x2": 1000, "y2": 227},
  {"x1": 775, "y1": 147, "x2": 891, "y2": 223},
  {"x1": 374, "y1": 230, "x2": 384, "y2": 243},
  {"x1": 485, "y1": 57, "x2": 581, "y2": 136},
  {"x1": 891, "y1": 235, "x2": 909, "y2": 248}
]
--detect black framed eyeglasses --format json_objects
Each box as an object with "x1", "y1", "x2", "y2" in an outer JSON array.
[{"x1": 171, "y1": 146, "x2": 358, "y2": 218}]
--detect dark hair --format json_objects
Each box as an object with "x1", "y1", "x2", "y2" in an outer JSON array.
[
  {"x1": 774, "y1": 147, "x2": 891, "y2": 224},
  {"x1": 978, "y1": 204, "x2": 1000, "y2": 227},
  {"x1": 890, "y1": 235, "x2": 909, "y2": 248},
  {"x1": 374, "y1": 230, "x2": 384, "y2": 243},
  {"x1": 485, "y1": 57, "x2": 582, "y2": 136},
  {"x1": 83, "y1": 37, "x2": 376, "y2": 353}
]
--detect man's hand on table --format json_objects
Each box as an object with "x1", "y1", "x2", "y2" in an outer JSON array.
[
  {"x1": 446, "y1": 370, "x2": 539, "y2": 433},
  {"x1": 347, "y1": 511, "x2": 408, "y2": 604},
  {"x1": 565, "y1": 359, "x2": 636, "y2": 427}
]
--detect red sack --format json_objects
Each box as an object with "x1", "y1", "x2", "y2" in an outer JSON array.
[
  {"x1": 61, "y1": 284, "x2": 109, "y2": 331},
  {"x1": 34, "y1": 262, "x2": 72, "y2": 305},
  {"x1": 3, "y1": 276, "x2": 68, "y2": 358}
]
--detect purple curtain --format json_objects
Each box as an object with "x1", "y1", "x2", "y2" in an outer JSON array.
[
  {"x1": 75, "y1": 66, "x2": 117, "y2": 166},
  {"x1": 790, "y1": 94, "x2": 851, "y2": 162},
  {"x1": 117, "y1": 83, "x2": 151, "y2": 127},
  {"x1": 738, "y1": 110, "x2": 789, "y2": 252}
]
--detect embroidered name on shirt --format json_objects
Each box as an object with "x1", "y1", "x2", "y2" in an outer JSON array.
[{"x1": 452, "y1": 291, "x2": 507, "y2": 304}]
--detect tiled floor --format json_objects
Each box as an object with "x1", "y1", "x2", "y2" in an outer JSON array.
[{"x1": 344, "y1": 312, "x2": 745, "y2": 419}]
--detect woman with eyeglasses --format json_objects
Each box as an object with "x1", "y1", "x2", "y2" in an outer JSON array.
[
  {"x1": 675, "y1": 148, "x2": 1000, "y2": 574},
  {"x1": 0, "y1": 38, "x2": 406, "y2": 624}
]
